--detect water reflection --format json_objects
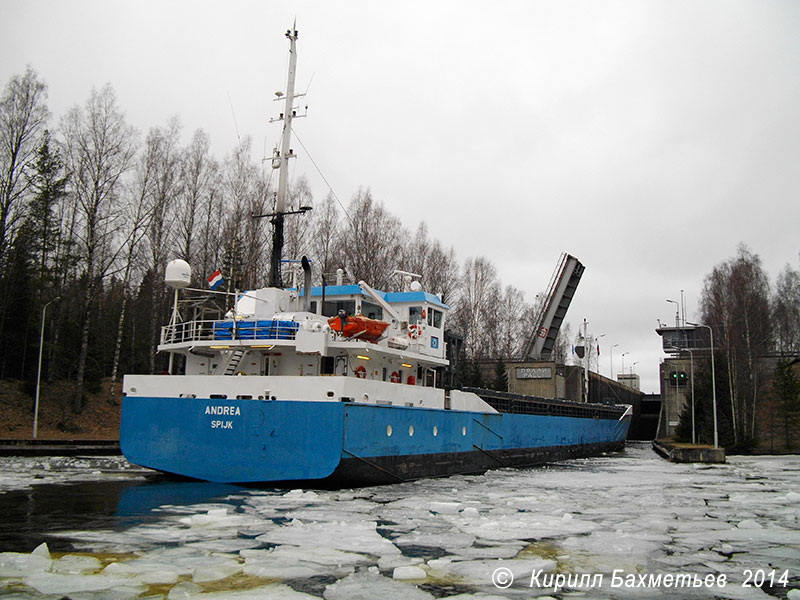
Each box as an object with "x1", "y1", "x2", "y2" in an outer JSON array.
[
  {"x1": 116, "y1": 480, "x2": 244, "y2": 517},
  {"x1": 0, "y1": 475, "x2": 244, "y2": 553}
]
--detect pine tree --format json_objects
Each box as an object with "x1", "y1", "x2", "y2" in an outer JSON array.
[{"x1": 29, "y1": 131, "x2": 67, "y2": 292}]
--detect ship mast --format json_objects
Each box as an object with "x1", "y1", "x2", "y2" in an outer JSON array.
[{"x1": 268, "y1": 25, "x2": 301, "y2": 288}]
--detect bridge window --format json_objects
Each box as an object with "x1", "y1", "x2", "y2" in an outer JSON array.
[
  {"x1": 409, "y1": 306, "x2": 423, "y2": 325},
  {"x1": 323, "y1": 299, "x2": 355, "y2": 318},
  {"x1": 427, "y1": 308, "x2": 443, "y2": 328},
  {"x1": 362, "y1": 301, "x2": 383, "y2": 320}
]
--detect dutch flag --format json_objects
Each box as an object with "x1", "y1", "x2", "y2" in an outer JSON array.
[{"x1": 207, "y1": 269, "x2": 223, "y2": 290}]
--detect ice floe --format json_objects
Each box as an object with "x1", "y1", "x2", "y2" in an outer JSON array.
[
  {"x1": 1, "y1": 445, "x2": 798, "y2": 598},
  {"x1": 0, "y1": 456, "x2": 146, "y2": 493},
  {"x1": 323, "y1": 569, "x2": 434, "y2": 600}
]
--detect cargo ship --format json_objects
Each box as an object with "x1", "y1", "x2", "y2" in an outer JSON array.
[{"x1": 119, "y1": 26, "x2": 631, "y2": 486}]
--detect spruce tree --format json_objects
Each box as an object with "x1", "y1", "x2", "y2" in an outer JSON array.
[
  {"x1": 29, "y1": 131, "x2": 67, "y2": 292},
  {"x1": 492, "y1": 358, "x2": 508, "y2": 392}
]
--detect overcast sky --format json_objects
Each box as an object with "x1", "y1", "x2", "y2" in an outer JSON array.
[{"x1": 2, "y1": 0, "x2": 799, "y2": 393}]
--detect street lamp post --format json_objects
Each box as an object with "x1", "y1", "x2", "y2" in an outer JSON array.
[
  {"x1": 687, "y1": 321, "x2": 718, "y2": 449},
  {"x1": 610, "y1": 343, "x2": 619, "y2": 379},
  {"x1": 686, "y1": 347, "x2": 695, "y2": 444},
  {"x1": 621, "y1": 351, "x2": 629, "y2": 379},
  {"x1": 33, "y1": 296, "x2": 60, "y2": 438}
]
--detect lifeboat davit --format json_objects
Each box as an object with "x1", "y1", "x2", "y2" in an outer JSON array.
[{"x1": 328, "y1": 314, "x2": 389, "y2": 342}]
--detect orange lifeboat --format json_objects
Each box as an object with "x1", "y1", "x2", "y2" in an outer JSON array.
[{"x1": 328, "y1": 313, "x2": 389, "y2": 342}]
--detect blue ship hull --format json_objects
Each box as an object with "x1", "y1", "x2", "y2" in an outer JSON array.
[{"x1": 120, "y1": 396, "x2": 631, "y2": 485}]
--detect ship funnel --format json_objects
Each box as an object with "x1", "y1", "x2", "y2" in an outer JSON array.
[{"x1": 301, "y1": 256, "x2": 312, "y2": 312}]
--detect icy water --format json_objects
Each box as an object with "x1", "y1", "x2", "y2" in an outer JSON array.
[{"x1": 0, "y1": 444, "x2": 798, "y2": 599}]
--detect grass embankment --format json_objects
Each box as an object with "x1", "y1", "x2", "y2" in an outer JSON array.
[{"x1": 0, "y1": 379, "x2": 120, "y2": 440}]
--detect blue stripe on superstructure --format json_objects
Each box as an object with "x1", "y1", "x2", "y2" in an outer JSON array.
[
  {"x1": 291, "y1": 285, "x2": 364, "y2": 297},
  {"x1": 288, "y1": 285, "x2": 449, "y2": 309},
  {"x1": 382, "y1": 291, "x2": 449, "y2": 309},
  {"x1": 310, "y1": 284, "x2": 365, "y2": 296}
]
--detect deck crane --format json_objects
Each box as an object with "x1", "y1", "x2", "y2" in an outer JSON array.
[{"x1": 522, "y1": 253, "x2": 584, "y2": 361}]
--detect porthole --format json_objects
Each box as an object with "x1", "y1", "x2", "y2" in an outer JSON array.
[
  {"x1": 387, "y1": 425, "x2": 393, "y2": 436},
  {"x1": 409, "y1": 425, "x2": 414, "y2": 436},
  {"x1": 462, "y1": 426, "x2": 467, "y2": 436},
  {"x1": 433, "y1": 426, "x2": 438, "y2": 436}
]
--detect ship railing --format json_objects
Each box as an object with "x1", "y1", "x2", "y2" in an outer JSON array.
[
  {"x1": 161, "y1": 319, "x2": 299, "y2": 345},
  {"x1": 161, "y1": 320, "x2": 217, "y2": 344}
]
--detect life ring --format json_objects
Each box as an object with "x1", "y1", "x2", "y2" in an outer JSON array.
[
  {"x1": 390, "y1": 371, "x2": 400, "y2": 383},
  {"x1": 407, "y1": 375, "x2": 416, "y2": 385},
  {"x1": 355, "y1": 365, "x2": 367, "y2": 379},
  {"x1": 408, "y1": 324, "x2": 420, "y2": 339}
]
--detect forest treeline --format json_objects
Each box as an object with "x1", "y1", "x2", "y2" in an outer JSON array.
[
  {"x1": 0, "y1": 68, "x2": 551, "y2": 412},
  {"x1": 674, "y1": 244, "x2": 800, "y2": 451}
]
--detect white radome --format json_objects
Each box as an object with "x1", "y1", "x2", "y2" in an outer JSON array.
[{"x1": 165, "y1": 259, "x2": 191, "y2": 289}]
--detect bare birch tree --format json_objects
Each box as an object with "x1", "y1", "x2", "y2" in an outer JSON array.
[
  {"x1": 339, "y1": 188, "x2": 404, "y2": 289},
  {"x1": 772, "y1": 262, "x2": 800, "y2": 354},
  {"x1": 494, "y1": 285, "x2": 528, "y2": 359},
  {"x1": 195, "y1": 170, "x2": 224, "y2": 286},
  {"x1": 0, "y1": 67, "x2": 49, "y2": 268},
  {"x1": 396, "y1": 221, "x2": 459, "y2": 304},
  {"x1": 402, "y1": 222, "x2": 432, "y2": 282},
  {"x1": 453, "y1": 256, "x2": 500, "y2": 359},
  {"x1": 61, "y1": 84, "x2": 136, "y2": 411},
  {"x1": 176, "y1": 129, "x2": 217, "y2": 274},
  {"x1": 310, "y1": 191, "x2": 344, "y2": 283},
  {"x1": 283, "y1": 175, "x2": 314, "y2": 265},
  {"x1": 554, "y1": 322, "x2": 573, "y2": 365},
  {"x1": 142, "y1": 117, "x2": 182, "y2": 373},
  {"x1": 220, "y1": 137, "x2": 267, "y2": 290},
  {"x1": 107, "y1": 133, "x2": 159, "y2": 403},
  {"x1": 0, "y1": 69, "x2": 50, "y2": 356},
  {"x1": 701, "y1": 243, "x2": 772, "y2": 447},
  {"x1": 425, "y1": 239, "x2": 460, "y2": 305}
]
